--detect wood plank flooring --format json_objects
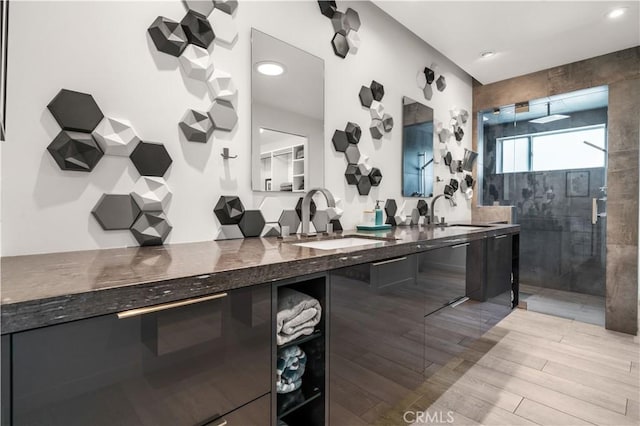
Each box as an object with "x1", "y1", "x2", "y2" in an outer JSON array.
[{"x1": 379, "y1": 309, "x2": 640, "y2": 426}]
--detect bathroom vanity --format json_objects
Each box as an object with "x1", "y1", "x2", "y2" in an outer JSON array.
[{"x1": 0, "y1": 224, "x2": 519, "y2": 426}]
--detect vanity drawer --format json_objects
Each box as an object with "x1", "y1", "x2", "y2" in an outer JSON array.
[
  {"x1": 370, "y1": 254, "x2": 417, "y2": 289},
  {"x1": 11, "y1": 284, "x2": 271, "y2": 426},
  {"x1": 207, "y1": 394, "x2": 270, "y2": 426}
]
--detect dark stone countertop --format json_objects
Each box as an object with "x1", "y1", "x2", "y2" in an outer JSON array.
[{"x1": 0, "y1": 223, "x2": 519, "y2": 334}]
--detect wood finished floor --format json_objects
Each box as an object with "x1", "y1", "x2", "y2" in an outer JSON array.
[{"x1": 378, "y1": 308, "x2": 640, "y2": 426}]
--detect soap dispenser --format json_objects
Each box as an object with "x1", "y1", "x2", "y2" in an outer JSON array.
[{"x1": 375, "y1": 200, "x2": 383, "y2": 226}]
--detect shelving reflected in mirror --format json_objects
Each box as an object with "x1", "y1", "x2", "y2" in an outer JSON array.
[
  {"x1": 251, "y1": 29, "x2": 324, "y2": 192},
  {"x1": 402, "y1": 96, "x2": 434, "y2": 197}
]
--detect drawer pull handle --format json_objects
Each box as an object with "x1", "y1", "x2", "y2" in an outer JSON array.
[
  {"x1": 372, "y1": 256, "x2": 407, "y2": 266},
  {"x1": 450, "y1": 243, "x2": 469, "y2": 249},
  {"x1": 494, "y1": 234, "x2": 508, "y2": 239},
  {"x1": 117, "y1": 293, "x2": 228, "y2": 319}
]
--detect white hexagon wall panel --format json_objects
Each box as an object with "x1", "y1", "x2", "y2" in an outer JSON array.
[
  {"x1": 183, "y1": 0, "x2": 215, "y2": 17},
  {"x1": 369, "y1": 101, "x2": 384, "y2": 120},
  {"x1": 346, "y1": 31, "x2": 361, "y2": 55},
  {"x1": 210, "y1": 8, "x2": 238, "y2": 46},
  {"x1": 179, "y1": 44, "x2": 214, "y2": 81},
  {"x1": 208, "y1": 99, "x2": 238, "y2": 131},
  {"x1": 92, "y1": 117, "x2": 140, "y2": 157},
  {"x1": 259, "y1": 197, "x2": 284, "y2": 223},
  {"x1": 179, "y1": 109, "x2": 213, "y2": 143},
  {"x1": 216, "y1": 224, "x2": 244, "y2": 240},
  {"x1": 207, "y1": 69, "x2": 237, "y2": 102},
  {"x1": 131, "y1": 176, "x2": 172, "y2": 212}
]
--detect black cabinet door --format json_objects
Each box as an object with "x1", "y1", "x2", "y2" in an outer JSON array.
[
  {"x1": 12, "y1": 285, "x2": 271, "y2": 426},
  {"x1": 1, "y1": 335, "x2": 9, "y2": 426},
  {"x1": 484, "y1": 234, "x2": 514, "y2": 326},
  {"x1": 329, "y1": 265, "x2": 424, "y2": 425}
]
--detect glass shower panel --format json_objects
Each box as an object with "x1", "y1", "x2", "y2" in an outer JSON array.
[{"x1": 480, "y1": 86, "x2": 608, "y2": 325}]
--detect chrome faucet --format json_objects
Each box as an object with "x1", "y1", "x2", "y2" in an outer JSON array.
[
  {"x1": 301, "y1": 188, "x2": 336, "y2": 236},
  {"x1": 429, "y1": 193, "x2": 454, "y2": 226}
]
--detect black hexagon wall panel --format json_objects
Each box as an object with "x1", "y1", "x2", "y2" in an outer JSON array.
[
  {"x1": 369, "y1": 167, "x2": 382, "y2": 186},
  {"x1": 181, "y1": 10, "x2": 215, "y2": 49},
  {"x1": 424, "y1": 67, "x2": 435, "y2": 85},
  {"x1": 318, "y1": 0, "x2": 337, "y2": 18},
  {"x1": 92, "y1": 194, "x2": 141, "y2": 230},
  {"x1": 148, "y1": 16, "x2": 188, "y2": 57},
  {"x1": 385, "y1": 199, "x2": 398, "y2": 226},
  {"x1": 214, "y1": 195, "x2": 245, "y2": 225},
  {"x1": 417, "y1": 199, "x2": 429, "y2": 216},
  {"x1": 345, "y1": 164, "x2": 362, "y2": 185},
  {"x1": 47, "y1": 89, "x2": 104, "y2": 132},
  {"x1": 279, "y1": 210, "x2": 301, "y2": 234},
  {"x1": 370, "y1": 80, "x2": 384, "y2": 102},
  {"x1": 130, "y1": 142, "x2": 173, "y2": 177},
  {"x1": 47, "y1": 131, "x2": 104, "y2": 172},
  {"x1": 130, "y1": 211, "x2": 172, "y2": 246},
  {"x1": 357, "y1": 176, "x2": 372, "y2": 195},
  {"x1": 239, "y1": 210, "x2": 266, "y2": 238},
  {"x1": 331, "y1": 31, "x2": 349, "y2": 58},
  {"x1": 359, "y1": 86, "x2": 374, "y2": 108},
  {"x1": 330, "y1": 219, "x2": 343, "y2": 231},
  {"x1": 295, "y1": 197, "x2": 316, "y2": 221},
  {"x1": 345, "y1": 122, "x2": 361, "y2": 144},
  {"x1": 332, "y1": 130, "x2": 349, "y2": 152}
]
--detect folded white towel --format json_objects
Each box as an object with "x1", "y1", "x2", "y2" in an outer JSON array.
[{"x1": 277, "y1": 288, "x2": 322, "y2": 345}]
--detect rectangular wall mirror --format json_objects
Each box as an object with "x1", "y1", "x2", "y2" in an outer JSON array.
[
  {"x1": 251, "y1": 29, "x2": 324, "y2": 192},
  {"x1": 402, "y1": 96, "x2": 434, "y2": 197}
]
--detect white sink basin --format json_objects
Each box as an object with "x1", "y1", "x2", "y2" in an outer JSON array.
[{"x1": 293, "y1": 237, "x2": 383, "y2": 250}]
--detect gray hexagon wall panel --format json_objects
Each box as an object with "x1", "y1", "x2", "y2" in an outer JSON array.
[
  {"x1": 436, "y1": 75, "x2": 447, "y2": 92},
  {"x1": 332, "y1": 130, "x2": 349, "y2": 152},
  {"x1": 385, "y1": 199, "x2": 397, "y2": 217},
  {"x1": 183, "y1": 0, "x2": 215, "y2": 17},
  {"x1": 278, "y1": 210, "x2": 300, "y2": 234},
  {"x1": 92, "y1": 194, "x2": 141, "y2": 230},
  {"x1": 179, "y1": 109, "x2": 213, "y2": 143},
  {"x1": 210, "y1": 8, "x2": 238, "y2": 45},
  {"x1": 47, "y1": 89, "x2": 104, "y2": 132},
  {"x1": 239, "y1": 210, "x2": 266, "y2": 238},
  {"x1": 130, "y1": 142, "x2": 173, "y2": 177},
  {"x1": 382, "y1": 114, "x2": 394, "y2": 132},
  {"x1": 417, "y1": 199, "x2": 429, "y2": 216},
  {"x1": 345, "y1": 164, "x2": 362, "y2": 185},
  {"x1": 312, "y1": 211, "x2": 330, "y2": 233},
  {"x1": 359, "y1": 86, "x2": 374, "y2": 108},
  {"x1": 370, "y1": 119, "x2": 384, "y2": 139},
  {"x1": 331, "y1": 11, "x2": 349, "y2": 33},
  {"x1": 345, "y1": 122, "x2": 361, "y2": 144},
  {"x1": 181, "y1": 11, "x2": 215, "y2": 48},
  {"x1": 261, "y1": 223, "x2": 281, "y2": 238},
  {"x1": 344, "y1": 8, "x2": 361, "y2": 31},
  {"x1": 214, "y1": 0, "x2": 238, "y2": 15},
  {"x1": 148, "y1": 16, "x2": 188, "y2": 57},
  {"x1": 47, "y1": 131, "x2": 104, "y2": 172},
  {"x1": 423, "y1": 84, "x2": 433, "y2": 101},
  {"x1": 357, "y1": 176, "x2": 372, "y2": 195},
  {"x1": 207, "y1": 69, "x2": 237, "y2": 101},
  {"x1": 369, "y1": 167, "x2": 382, "y2": 186},
  {"x1": 370, "y1": 80, "x2": 384, "y2": 102},
  {"x1": 214, "y1": 195, "x2": 245, "y2": 225},
  {"x1": 93, "y1": 117, "x2": 140, "y2": 156},
  {"x1": 208, "y1": 99, "x2": 238, "y2": 131},
  {"x1": 179, "y1": 44, "x2": 214, "y2": 80},
  {"x1": 131, "y1": 176, "x2": 172, "y2": 211},
  {"x1": 345, "y1": 144, "x2": 360, "y2": 165},
  {"x1": 318, "y1": 0, "x2": 337, "y2": 18},
  {"x1": 131, "y1": 211, "x2": 172, "y2": 246},
  {"x1": 331, "y1": 32, "x2": 349, "y2": 58}
]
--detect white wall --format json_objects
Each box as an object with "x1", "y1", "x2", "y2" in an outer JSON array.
[{"x1": 1, "y1": 0, "x2": 472, "y2": 256}]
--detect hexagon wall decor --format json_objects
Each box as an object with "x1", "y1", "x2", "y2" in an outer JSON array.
[
  {"x1": 331, "y1": 31, "x2": 349, "y2": 58},
  {"x1": 345, "y1": 122, "x2": 361, "y2": 144},
  {"x1": 93, "y1": 117, "x2": 141, "y2": 156},
  {"x1": 179, "y1": 109, "x2": 213, "y2": 143},
  {"x1": 345, "y1": 164, "x2": 362, "y2": 185},
  {"x1": 278, "y1": 210, "x2": 301, "y2": 234},
  {"x1": 332, "y1": 130, "x2": 349, "y2": 152},
  {"x1": 214, "y1": 195, "x2": 245, "y2": 225},
  {"x1": 330, "y1": 219, "x2": 343, "y2": 231},
  {"x1": 207, "y1": 69, "x2": 237, "y2": 102},
  {"x1": 422, "y1": 84, "x2": 433, "y2": 101},
  {"x1": 148, "y1": 16, "x2": 188, "y2": 57},
  {"x1": 357, "y1": 176, "x2": 372, "y2": 195},
  {"x1": 181, "y1": 10, "x2": 215, "y2": 49},
  {"x1": 417, "y1": 199, "x2": 428, "y2": 216},
  {"x1": 130, "y1": 142, "x2": 173, "y2": 177},
  {"x1": 369, "y1": 167, "x2": 382, "y2": 186},
  {"x1": 215, "y1": 224, "x2": 244, "y2": 240},
  {"x1": 436, "y1": 75, "x2": 447, "y2": 92},
  {"x1": 259, "y1": 197, "x2": 283, "y2": 223},
  {"x1": 312, "y1": 211, "x2": 330, "y2": 233},
  {"x1": 370, "y1": 80, "x2": 384, "y2": 102},
  {"x1": 208, "y1": 99, "x2": 238, "y2": 131},
  {"x1": 369, "y1": 101, "x2": 384, "y2": 120},
  {"x1": 410, "y1": 208, "x2": 420, "y2": 225},
  {"x1": 183, "y1": 0, "x2": 215, "y2": 17},
  {"x1": 214, "y1": 0, "x2": 238, "y2": 15},
  {"x1": 131, "y1": 176, "x2": 172, "y2": 211},
  {"x1": 261, "y1": 223, "x2": 281, "y2": 238},
  {"x1": 370, "y1": 119, "x2": 384, "y2": 140},
  {"x1": 382, "y1": 114, "x2": 394, "y2": 132},
  {"x1": 239, "y1": 210, "x2": 266, "y2": 238},
  {"x1": 346, "y1": 31, "x2": 361, "y2": 55},
  {"x1": 179, "y1": 44, "x2": 214, "y2": 81},
  {"x1": 344, "y1": 8, "x2": 361, "y2": 31},
  {"x1": 345, "y1": 144, "x2": 360, "y2": 165},
  {"x1": 47, "y1": 131, "x2": 104, "y2": 172},
  {"x1": 295, "y1": 197, "x2": 316, "y2": 221},
  {"x1": 210, "y1": 8, "x2": 238, "y2": 46},
  {"x1": 325, "y1": 206, "x2": 343, "y2": 221},
  {"x1": 92, "y1": 194, "x2": 141, "y2": 230},
  {"x1": 384, "y1": 199, "x2": 397, "y2": 218},
  {"x1": 317, "y1": 0, "x2": 337, "y2": 18},
  {"x1": 130, "y1": 211, "x2": 172, "y2": 246},
  {"x1": 359, "y1": 86, "x2": 374, "y2": 107},
  {"x1": 47, "y1": 89, "x2": 104, "y2": 132},
  {"x1": 331, "y1": 11, "x2": 349, "y2": 33},
  {"x1": 450, "y1": 179, "x2": 459, "y2": 192}
]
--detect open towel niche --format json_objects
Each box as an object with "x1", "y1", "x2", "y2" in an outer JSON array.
[{"x1": 271, "y1": 273, "x2": 328, "y2": 426}]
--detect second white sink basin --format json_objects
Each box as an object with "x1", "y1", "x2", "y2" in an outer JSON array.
[{"x1": 293, "y1": 237, "x2": 383, "y2": 250}]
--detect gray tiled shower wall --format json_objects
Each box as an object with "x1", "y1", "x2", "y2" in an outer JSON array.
[{"x1": 481, "y1": 107, "x2": 607, "y2": 296}]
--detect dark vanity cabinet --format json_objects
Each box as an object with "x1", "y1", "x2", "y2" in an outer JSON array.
[
  {"x1": 10, "y1": 285, "x2": 271, "y2": 426},
  {"x1": 328, "y1": 255, "x2": 425, "y2": 425},
  {"x1": 273, "y1": 275, "x2": 328, "y2": 426}
]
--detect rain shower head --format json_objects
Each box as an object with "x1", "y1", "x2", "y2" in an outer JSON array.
[{"x1": 529, "y1": 102, "x2": 570, "y2": 124}]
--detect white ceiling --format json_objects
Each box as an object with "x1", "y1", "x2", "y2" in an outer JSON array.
[{"x1": 374, "y1": 1, "x2": 640, "y2": 84}]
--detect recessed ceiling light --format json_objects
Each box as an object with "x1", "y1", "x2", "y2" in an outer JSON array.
[
  {"x1": 607, "y1": 7, "x2": 628, "y2": 19},
  {"x1": 480, "y1": 51, "x2": 495, "y2": 58},
  {"x1": 256, "y1": 61, "x2": 285, "y2": 76}
]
